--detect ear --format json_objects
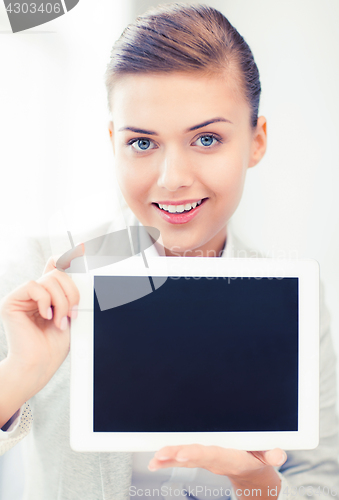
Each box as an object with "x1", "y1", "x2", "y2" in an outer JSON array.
[
  {"x1": 108, "y1": 121, "x2": 115, "y2": 155},
  {"x1": 248, "y1": 116, "x2": 267, "y2": 168}
]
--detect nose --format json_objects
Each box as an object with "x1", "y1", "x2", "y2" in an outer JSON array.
[{"x1": 157, "y1": 147, "x2": 194, "y2": 192}]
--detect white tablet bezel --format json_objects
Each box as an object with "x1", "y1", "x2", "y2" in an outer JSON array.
[{"x1": 70, "y1": 257, "x2": 319, "y2": 452}]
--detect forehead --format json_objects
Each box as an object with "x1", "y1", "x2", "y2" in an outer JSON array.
[{"x1": 110, "y1": 72, "x2": 250, "y2": 130}]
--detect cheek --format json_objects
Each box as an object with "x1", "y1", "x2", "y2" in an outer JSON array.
[
  {"x1": 207, "y1": 153, "x2": 248, "y2": 206},
  {"x1": 115, "y1": 156, "x2": 153, "y2": 207}
]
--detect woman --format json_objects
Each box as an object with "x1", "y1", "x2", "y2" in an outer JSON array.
[{"x1": 0, "y1": 3, "x2": 338, "y2": 500}]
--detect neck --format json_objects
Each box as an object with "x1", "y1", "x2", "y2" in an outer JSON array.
[{"x1": 156, "y1": 226, "x2": 227, "y2": 258}]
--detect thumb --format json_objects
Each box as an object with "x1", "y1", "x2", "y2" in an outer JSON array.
[{"x1": 44, "y1": 243, "x2": 85, "y2": 274}]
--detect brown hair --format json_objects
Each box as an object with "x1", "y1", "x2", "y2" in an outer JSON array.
[{"x1": 105, "y1": 2, "x2": 261, "y2": 127}]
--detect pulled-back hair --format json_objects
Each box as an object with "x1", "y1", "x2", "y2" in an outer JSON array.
[{"x1": 105, "y1": 2, "x2": 261, "y2": 128}]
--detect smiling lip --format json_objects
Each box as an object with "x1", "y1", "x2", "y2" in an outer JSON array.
[
  {"x1": 152, "y1": 198, "x2": 207, "y2": 224},
  {"x1": 154, "y1": 199, "x2": 203, "y2": 205}
]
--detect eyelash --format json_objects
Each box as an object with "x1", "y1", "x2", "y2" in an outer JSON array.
[{"x1": 126, "y1": 133, "x2": 223, "y2": 152}]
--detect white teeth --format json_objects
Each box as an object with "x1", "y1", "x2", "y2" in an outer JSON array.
[{"x1": 157, "y1": 199, "x2": 203, "y2": 214}]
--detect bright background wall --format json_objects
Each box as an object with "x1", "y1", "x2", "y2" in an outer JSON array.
[{"x1": 0, "y1": 0, "x2": 338, "y2": 498}]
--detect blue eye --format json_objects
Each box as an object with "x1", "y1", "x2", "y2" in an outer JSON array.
[
  {"x1": 137, "y1": 139, "x2": 150, "y2": 150},
  {"x1": 200, "y1": 135, "x2": 214, "y2": 146},
  {"x1": 130, "y1": 138, "x2": 156, "y2": 151},
  {"x1": 193, "y1": 134, "x2": 221, "y2": 148}
]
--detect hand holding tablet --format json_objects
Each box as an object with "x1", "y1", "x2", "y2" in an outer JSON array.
[
  {"x1": 148, "y1": 443, "x2": 287, "y2": 474},
  {"x1": 70, "y1": 256, "x2": 319, "y2": 452}
]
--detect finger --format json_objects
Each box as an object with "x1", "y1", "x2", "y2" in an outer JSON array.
[
  {"x1": 149, "y1": 445, "x2": 236, "y2": 474},
  {"x1": 149, "y1": 445, "x2": 287, "y2": 475},
  {"x1": 251, "y1": 448, "x2": 287, "y2": 467},
  {"x1": 174, "y1": 444, "x2": 230, "y2": 469},
  {"x1": 154, "y1": 445, "x2": 186, "y2": 461},
  {"x1": 43, "y1": 243, "x2": 85, "y2": 274},
  {"x1": 1, "y1": 280, "x2": 53, "y2": 321},
  {"x1": 151, "y1": 444, "x2": 202, "y2": 469},
  {"x1": 43, "y1": 255, "x2": 60, "y2": 274},
  {"x1": 149, "y1": 445, "x2": 187, "y2": 470},
  {"x1": 55, "y1": 243, "x2": 85, "y2": 272},
  {"x1": 148, "y1": 458, "x2": 180, "y2": 471},
  {"x1": 37, "y1": 276, "x2": 71, "y2": 330},
  {"x1": 44, "y1": 269, "x2": 80, "y2": 319}
]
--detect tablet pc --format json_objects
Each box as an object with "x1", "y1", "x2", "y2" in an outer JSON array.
[{"x1": 70, "y1": 257, "x2": 319, "y2": 452}]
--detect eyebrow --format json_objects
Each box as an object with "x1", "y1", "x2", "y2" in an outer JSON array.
[
  {"x1": 118, "y1": 126, "x2": 157, "y2": 135},
  {"x1": 118, "y1": 117, "x2": 232, "y2": 136},
  {"x1": 187, "y1": 117, "x2": 232, "y2": 131}
]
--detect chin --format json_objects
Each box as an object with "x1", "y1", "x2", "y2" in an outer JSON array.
[{"x1": 161, "y1": 237, "x2": 206, "y2": 256}]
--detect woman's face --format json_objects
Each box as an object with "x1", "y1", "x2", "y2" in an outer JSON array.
[{"x1": 109, "y1": 72, "x2": 266, "y2": 256}]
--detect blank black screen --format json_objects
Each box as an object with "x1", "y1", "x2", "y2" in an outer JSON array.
[{"x1": 93, "y1": 276, "x2": 298, "y2": 432}]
